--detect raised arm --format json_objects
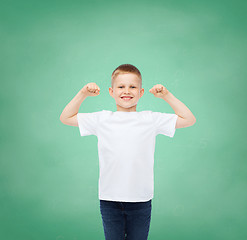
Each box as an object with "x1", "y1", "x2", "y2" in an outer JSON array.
[
  {"x1": 60, "y1": 83, "x2": 100, "y2": 126},
  {"x1": 60, "y1": 90, "x2": 87, "y2": 126},
  {"x1": 162, "y1": 92, "x2": 196, "y2": 128},
  {"x1": 149, "y1": 84, "x2": 196, "y2": 129}
]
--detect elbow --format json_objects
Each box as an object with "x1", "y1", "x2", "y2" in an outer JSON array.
[
  {"x1": 60, "y1": 115, "x2": 65, "y2": 123},
  {"x1": 191, "y1": 117, "x2": 196, "y2": 125},
  {"x1": 187, "y1": 116, "x2": 196, "y2": 127}
]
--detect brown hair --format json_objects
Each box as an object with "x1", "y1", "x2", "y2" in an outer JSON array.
[{"x1": 111, "y1": 64, "x2": 142, "y2": 88}]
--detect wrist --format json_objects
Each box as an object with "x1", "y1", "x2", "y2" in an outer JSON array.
[
  {"x1": 161, "y1": 91, "x2": 173, "y2": 101},
  {"x1": 79, "y1": 89, "x2": 88, "y2": 99}
]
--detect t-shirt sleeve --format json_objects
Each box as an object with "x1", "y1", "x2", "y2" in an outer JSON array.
[
  {"x1": 151, "y1": 111, "x2": 178, "y2": 137},
  {"x1": 77, "y1": 111, "x2": 101, "y2": 136}
]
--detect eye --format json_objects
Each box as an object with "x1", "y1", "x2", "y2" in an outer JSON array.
[{"x1": 118, "y1": 86, "x2": 136, "y2": 88}]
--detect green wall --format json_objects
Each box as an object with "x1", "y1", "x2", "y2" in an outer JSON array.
[{"x1": 1, "y1": 0, "x2": 246, "y2": 239}]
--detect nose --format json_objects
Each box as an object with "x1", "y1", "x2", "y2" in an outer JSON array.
[{"x1": 123, "y1": 88, "x2": 131, "y2": 94}]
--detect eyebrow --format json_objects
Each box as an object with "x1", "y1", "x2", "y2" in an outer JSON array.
[{"x1": 118, "y1": 83, "x2": 137, "y2": 86}]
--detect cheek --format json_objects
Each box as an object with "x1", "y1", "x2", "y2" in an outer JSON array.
[
  {"x1": 115, "y1": 90, "x2": 121, "y2": 95},
  {"x1": 114, "y1": 90, "x2": 121, "y2": 97},
  {"x1": 113, "y1": 89, "x2": 119, "y2": 94}
]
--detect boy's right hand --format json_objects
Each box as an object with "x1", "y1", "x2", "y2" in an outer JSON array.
[{"x1": 80, "y1": 82, "x2": 100, "y2": 97}]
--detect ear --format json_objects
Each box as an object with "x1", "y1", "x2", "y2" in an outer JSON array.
[
  {"x1": 109, "y1": 87, "x2": 113, "y2": 97},
  {"x1": 140, "y1": 88, "x2": 144, "y2": 98}
]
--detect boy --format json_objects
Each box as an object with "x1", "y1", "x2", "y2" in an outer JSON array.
[{"x1": 60, "y1": 64, "x2": 196, "y2": 240}]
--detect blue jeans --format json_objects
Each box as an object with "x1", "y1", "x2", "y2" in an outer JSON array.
[{"x1": 100, "y1": 199, "x2": 152, "y2": 240}]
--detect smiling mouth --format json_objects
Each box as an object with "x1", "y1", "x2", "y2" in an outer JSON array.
[{"x1": 121, "y1": 97, "x2": 133, "y2": 101}]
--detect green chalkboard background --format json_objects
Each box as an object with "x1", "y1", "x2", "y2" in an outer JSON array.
[{"x1": 1, "y1": 0, "x2": 246, "y2": 239}]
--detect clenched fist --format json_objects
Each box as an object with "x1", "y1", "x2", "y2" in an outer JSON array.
[
  {"x1": 149, "y1": 84, "x2": 169, "y2": 98},
  {"x1": 81, "y1": 82, "x2": 100, "y2": 97}
]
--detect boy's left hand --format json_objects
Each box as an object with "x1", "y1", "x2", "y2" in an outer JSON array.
[{"x1": 149, "y1": 84, "x2": 169, "y2": 98}]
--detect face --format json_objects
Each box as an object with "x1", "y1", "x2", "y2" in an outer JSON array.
[{"x1": 109, "y1": 73, "x2": 144, "y2": 112}]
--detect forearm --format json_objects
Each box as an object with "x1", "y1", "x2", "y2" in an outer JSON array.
[
  {"x1": 162, "y1": 92, "x2": 196, "y2": 122},
  {"x1": 60, "y1": 90, "x2": 87, "y2": 120}
]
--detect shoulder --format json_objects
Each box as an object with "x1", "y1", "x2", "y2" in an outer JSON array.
[{"x1": 77, "y1": 110, "x2": 106, "y2": 122}]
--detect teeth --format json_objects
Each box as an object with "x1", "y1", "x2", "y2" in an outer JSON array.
[{"x1": 121, "y1": 97, "x2": 132, "y2": 100}]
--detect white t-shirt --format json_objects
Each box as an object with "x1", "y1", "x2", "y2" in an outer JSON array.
[{"x1": 77, "y1": 110, "x2": 178, "y2": 202}]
